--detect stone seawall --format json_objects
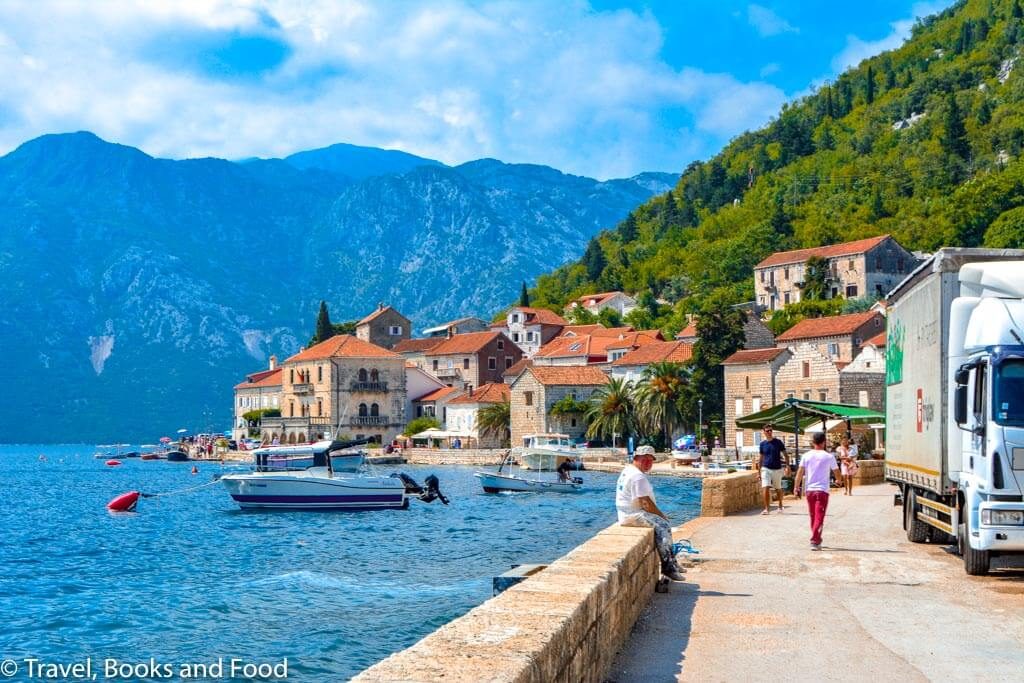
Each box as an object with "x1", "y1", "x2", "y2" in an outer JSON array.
[
  {"x1": 404, "y1": 447, "x2": 509, "y2": 465},
  {"x1": 353, "y1": 524, "x2": 659, "y2": 683},
  {"x1": 853, "y1": 459, "x2": 885, "y2": 484},
  {"x1": 700, "y1": 471, "x2": 761, "y2": 517}
]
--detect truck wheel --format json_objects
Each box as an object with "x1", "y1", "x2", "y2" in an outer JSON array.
[
  {"x1": 905, "y1": 489, "x2": 929, "y2": 543},
  {"x1": 958, "y1": 518, "x2": 990, "y2": 576}
]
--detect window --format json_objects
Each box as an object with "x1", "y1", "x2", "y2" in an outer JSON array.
[
  {"x1": 389, "y1": 325, "x2": 402, "y2": 336},
  {"x1": 760, "y1": 271, "x2": 765, "y2": 282},
  {"x1": 571, "y1": 418, "x2": 577, "y2": 427},
  {"x1": 803, "y1": 391, "x2": 811, "y2": 400},
  {"x1": 827, "y1": 343, "x2": 839, "y2": 358},
  {"x1": 358, "y1": 403, "x2": 368, "y2": 417},
  {"x1": 819, "y1": 391, "x2": 827, "y2": 401},
  {"x1": 897, "y1": 257, "x2": 905, "y2": 271},
  {"x1": 317, "y1": 365, "x2": 322, "y2": 382},
  {"x1": 463, "y1": 358, "x2": 470, "y2": 370},
  {"x1": 505, "y1": 356, "x2": 513, "y2": 369},
  {"x1": 858, "y1": 390, "x2": 869, "y2": 407},
  {"x1": 370, "y1": 403, "x2": 379, "y2": 417},
  {"x1": 416, "y1": 406, "x2": 423, "y2": 417},
  {"x1": 317, "y1": 399, "x2": 322, "y2": 416},
  {"x1": 238, "y1": 397, "x2": 243, "y2": 408},
  {"x1": 784, "y1": 292, "x2": 790, "y2": 305},
  {"x1": 432, "y1": 359, "x2": 439, "y2": 371},
  {"x1": 745, "y1": 376, "x2": 750, "y2": 391},
  {"x1": 875, "y1": 256, "x2": 882, "y2": 270},
  {"x1": 735, "y1": 398, "x2": 744, "y2": 418},
  {"x1": 784, "y1": 267, "x2": 789, "y2": 280},
  {"x1": 497, "y1": 340, "x2": 504, "y2": 350},
  {"x1": 876, "y1": 284, "x2": 884, "y2": 296},
  {"x1": 846, "y1": 284, "x2": 858, "y2": 297},
  {"x1": 526, "y1": 331, "x2": 534, "y2": 342},
  {"x1": 512, "y1": 314, "x2": 520, "y2": 323},
  {"x1": 290, "y1": 402, "x2": 295, "y2": 417},
  {"x1": 371, "y1": 369, "x2": 379, "y2": 382},
  {"x1": 525, "y1": 391, "x2": 533, "y2": 406},
  {"x1": 802, "y1": 361, "x2": 810, "y2": 378},
  {"x1": 769, "y1": 271, "x2": 775, "y2": 286},
  {"x1": 358, "y1": 368, "x2": 368, "y2": 382},
  {"x1": 848, "y1": 259, "x2": 854, "y2": 270},
  {"x1": 488, "y1": 357, "x2": 497, "y2": 370},
  {"x1": 786, "y1": 392, "x2": 795, "y2": 399},
  {"x1": 290, "y1": 369, "x2": 295, "y2": 383},
  {"x1": 752, "y1": 397, "x2": 762, "y2": 413},
  {"x1": 512, "y1": 333, "x2": 520, "y2": 343}
]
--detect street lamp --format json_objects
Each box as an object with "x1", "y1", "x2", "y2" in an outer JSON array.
[{"x1": 698, "y1": 399, "x2": 703, "y2": 447}]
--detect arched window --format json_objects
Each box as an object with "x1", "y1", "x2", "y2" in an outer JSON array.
[
  {"x1": 370, "y1": 403, "x2": 380, "y2": 417},
  {"x1": 297, "y1": 432, "x2": 306, "y2": 443},
  {"x1": 358, "y1": 368, "x2": 368, "y2": 382},
  {"x1": 317, "y1": 365, "x2": 323, "y2": 382},
  {"x1": 290, "y1": 369, "x2": 295, "y2": 383},
  {"x1": 370, "y1": 369, "x2": 379, "y2": 382},
  {"x1": 288, "y1": 433, "x2": 297, "y2": 444},
  {"x1": 359, "y1": 403, "x2": 368, "y2": 417},
  {"x1": 290, "y1": 402, "x2": 295, "y2": 417},
  {"x1": 317, "y1": 400, "x2": 323, "y2": 416}
]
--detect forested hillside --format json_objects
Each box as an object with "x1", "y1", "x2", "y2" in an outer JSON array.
[{"x1": 528, "y1": 0, "x2": 1024, "y2": 332}]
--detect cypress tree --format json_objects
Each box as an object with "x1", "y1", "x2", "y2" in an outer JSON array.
[
  {"x1": 943, "y1": 92, "x2": 970, "y2": 160},
  {"x1": 824, "y1": 84, "x2": 835, "y2": 119},
  {"x1": 584, "y1": 238, "x2": 607, "y2": 282},
  {"x1": 618, "y1": 212, "x2": 638, "y2": 242},
  {"x1": 977, "y1": 98, "x2": 992, "y2": 126},
  {"x1": 315, "y1": 301, "x2": 333, "y2": 344},
  {"x1": 865, "y1": 65, "x2": 875, "y2": 104},
  {"x1": 519, "y1": 281, "x2": 530, "y2": 307}
]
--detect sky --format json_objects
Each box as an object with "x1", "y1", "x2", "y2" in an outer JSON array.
[{"x1": 0, "y1": 0, "x2": 951, "y2": 179}]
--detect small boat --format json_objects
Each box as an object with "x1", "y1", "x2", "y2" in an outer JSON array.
[
  {"x1": 515, "y1": 433, "x2": 581, "y2": 471},
  {"x1": 165, "y1": 450, "x2": 189, "y2": 462},
  {"x1": 94, "y1": 444, "x2": 133, "y2": 459},
  {"x1": 140, "y1": 452, "x2": 163, "y2": 461},
  {"x1": 220, "y1": 439, "x2": 448, "y2": 511},
  {"x1": 253, "y1": 440, "x2": 365, "y2": 473},
  {"x1": 475, "y1": 451, "x2": 583, "y2": 493}
]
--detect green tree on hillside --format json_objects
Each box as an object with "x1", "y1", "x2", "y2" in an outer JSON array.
[
  {"x1": 583, "y1": 238, "x2": 606, "y2": 282},
  {"x1": 519, "y1": 281, "x2": 530, "y2": 307},
  {"x1": 943, "y1": 92, "x2": 970, "y2": 161}
]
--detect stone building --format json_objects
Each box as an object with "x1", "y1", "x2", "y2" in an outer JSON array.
[
  {"x1": 411, "y1": 385, "x2": 460, "y2": 425},
  {"x1": 776, "y1": 311, "x2": 885, "y2": 363},
  {"x1": 422, "y1": 317, "x2": 489, "y2": 337},
  {"x1": 776, "y1": 343, "x2": 842, "y2": 404},
  {"x1": 839, "y1": 338, "x2": 886, "y2": 411},
  {"x1": 260, "y1": 335, "x2": 407, "y2": 445},
  {"x1": 355, "y1": 304, "x2": 411, "y2": 350},
  {"x1": 446, "y1": 382, "x2": 512, "y2": 447},
  {"x1": 608, "y1": 340, "x2": 694, "y2": 383},
  {"x1": 232, "y1": 356, "x2": 282, "y2": 441},
  {"x1": 721, "y1": 347, "x2": 792, "y2": 451},
  {"x1": 532, "y1": 330, "x2": 661, "y2": 367},
  {"x1": 393, "y1": 337, "x2": 443, "y2": 370},
  {"x1": 753, "y1": 235, "x2": 917, "y2": 311},
  {"x1": 423, "y1": 330, "x2": 523, "y2": 391},
  {"x1": 492, "y1": 306, "x2": 567, "y2": 357},
  {"x1": 567, "y1": 291, "x2": 637, "y2": 317},
  {"x1": 509, "y1": 366, "x2": 608, "y2": 445},
  {"x1": 675, "y1": 312, "x2": 775, "y2": 350}
]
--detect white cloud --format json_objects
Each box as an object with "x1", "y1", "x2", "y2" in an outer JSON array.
[
  {"x1": 747, "y1": 5, "x2": 798, "y2": 37},
  {"x1": 760, "y1": 62, "x2": 780, "y2": 77},
  {"x1": 0, "y1": 1, "x2": 788, "y2": 179},
  {"x1": 832, "y1": 1, "x2": 947, "y2": 72}
]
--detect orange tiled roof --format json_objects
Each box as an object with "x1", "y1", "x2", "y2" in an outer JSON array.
[
  {"x1": 524, "y1": 365, "x2": 609, "y2": 386},
  {"x1": 448, "y1": 382, "x2": 510, "y2": 404},
  {"x1": 776, "y1": 312, "x2": 883, "y2": 343},
  {"x1": 863, "y1": 331, "x2": 887, "y2": 347},
  {"x1": 503, "y1": 357, "x2": 533, "y2": 377},
  {"x1": 755, "y1": 235, "x2": 891, "y2": 269},
  {"x1": 284, "y1": 335, "x2": 400, "y2": 363},
  {"x1": 412, "y1": 386, "x2": 459, "y2": 402},
  {"x1": 233, "y1": 368, "x2": 283, "y2": 390},
  {"x1": 611, "y1": 341, "x2": 694, "y2": 366},
  {"x1": 426, "y1": 331, "x2": 502, "y2": 355},
  {"x1": 677, "y1": 322, "x2": 699, "y2": 339},
  {"x1": 513, "y1": 306, "x2": 568, "y2": 326},
  {"x1": 393, "y1": 338, "x2": 444, "y2": 354},
  {"x1": 535, "y1": 335, "x2": 598, "y2": 359},
  {"x1": 722, "y1": 348, "x2": 789, "y2": 365},
  {"x1": 575, "y1": 291, "x2": 621, "y2": 306},
  {"x1": 357, "y1": 304, "x2": 404, "y2": 326},
  {"x1": 604, "y1": 331, "x2": 663, "y2": 351}
]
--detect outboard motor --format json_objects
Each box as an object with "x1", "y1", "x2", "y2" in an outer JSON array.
[
  {"x1": 390, "y1": 472, "x2": 424, "y2": 495},
  {"x1": 418, "y1": 474, "x2": 449, "y2": 505}
]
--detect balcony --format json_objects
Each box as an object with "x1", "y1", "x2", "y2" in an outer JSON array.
[
  {"x1": 351, "y1": 416, "x2": 390, "y2": 426},
  {"x1": 293, "y1": 382, "x2": 313, "y2": 394},
  {"x1": 350, "y1": 381, "x2": 389, "y2": 392},
  {"x1": 433, "y1": 366, "x2": 461, "y2": 378}
]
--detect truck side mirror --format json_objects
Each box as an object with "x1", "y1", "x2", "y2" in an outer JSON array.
[
  {"x1": 955, "y1": 366, "x2": 970, "y2": 385},
  {"x1": 954, "y1": 384, "x2": 968, "y2": 426}
]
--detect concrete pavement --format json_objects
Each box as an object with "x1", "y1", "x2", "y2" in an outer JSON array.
[{"x1": 607, "y1": 483, "x2": 1024, "y2": 682}]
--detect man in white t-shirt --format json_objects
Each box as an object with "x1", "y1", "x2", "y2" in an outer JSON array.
[
  {"x1": 616, "y1": 446, "x2": 684, "y2": 581},
  {"x1": 793, "y1": 432, "x2": 843, "y2": 550}
]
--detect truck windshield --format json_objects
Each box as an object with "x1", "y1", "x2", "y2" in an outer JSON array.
[{"x1": 994, "y1": 359, "x2": 1024, "y2": 427}]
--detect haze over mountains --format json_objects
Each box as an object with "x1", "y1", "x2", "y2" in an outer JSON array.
[{"x1": 0, "y1": 131, "x2": 675, "y2": 441}]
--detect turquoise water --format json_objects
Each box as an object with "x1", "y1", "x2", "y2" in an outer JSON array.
[{"x1": 0, "y1": 445, "x2": 700, "y2": 680}]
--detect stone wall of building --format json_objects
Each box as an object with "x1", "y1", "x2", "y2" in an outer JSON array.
[
  {"x1": 839, "y1": 371, "x2": 885, "y2": 412},
  {"x1": 510, "y1": 372, "x2": 546, "y2": 445},
  {"x1": 723, "y1": 354, "x2": 790, "y2": 450},
  {"x1": 701, "y1": 471, "x2": 761, "y2": 516},
  {"x1": 776, "y1": 343, "x2": 841, "y2": 404},
  {"x1": 353, "y1": 524, "x2": 659, "y2": 683},
  {"x1": 356, "y1": 308, "x2": 410, "y2": 349}
]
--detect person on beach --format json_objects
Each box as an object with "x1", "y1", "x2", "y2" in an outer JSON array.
[
  {"x1": 615, "y1": 445, "x2": 685, "y2": 581},
  {"x1": 793, "y1": 431, "x2": 843, "y2": 550},
  {"x1": 756, "y1": 424, "x2": 788, "y2": 514},
  {"x1": 837, "y1": 435, "x2": 859, "y2": 495}
]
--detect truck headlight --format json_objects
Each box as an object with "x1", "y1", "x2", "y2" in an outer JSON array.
[{"x1": 981, "y1": 509, "x2": 1024, "y2": 525}]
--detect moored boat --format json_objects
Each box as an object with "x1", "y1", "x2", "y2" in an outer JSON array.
[
  {"x1": 254, "y1": 440, "x2": 365, "y2": 473},
  {"x1": 165, "y1": 450, "x2": 189, "y2": 462},
  {"x1": 515, "y1": 433, "x2": 581, "y2": 471},
  {"x1": 475, "y1": 451, "x2": 583, "y2": 493}
]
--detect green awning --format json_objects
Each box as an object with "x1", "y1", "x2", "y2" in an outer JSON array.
[{"x1": 735, "y1": 398, "x2": 884, "y2": 434}]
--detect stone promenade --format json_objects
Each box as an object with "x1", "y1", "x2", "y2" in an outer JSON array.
[{"x1": 608, "y1": 483, "x2": 1024, "y2": 682}]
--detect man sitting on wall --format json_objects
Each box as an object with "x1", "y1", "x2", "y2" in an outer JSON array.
[{"x1": 615, "y1": 446, "x2": 685, "y2": 581}]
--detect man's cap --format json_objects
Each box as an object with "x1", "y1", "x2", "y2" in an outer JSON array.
[{"x1": 634, "y1": 445, "x2": 655, "y2": 458}]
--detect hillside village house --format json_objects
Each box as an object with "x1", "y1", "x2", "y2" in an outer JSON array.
[
  {"x1": 411, "y1": 385, "x2": 460, "y2": 424},
  {"x1": 423, "y1": 331, "x2": 523, "y2": 391},
  {"x1": 722, "y1": 347, "x2": 792, "y2": 451},
  {"x1": 532, "y1": 330, "x2": 662, "y2": 367},
  {"x1": 567, "y1": 291, "x2": 637, "y2": 317},
  {"x1": 446, "y1": 382, "x2": 512, "y2": 448},
  {"x1": 232, "y1": 358, "x2": 282, "y2": 441},
  {"x1": 355, "y1": 304, "x2": 411, "y2": 350},
  {"x1": 393, "y1": 337, "x2": 443, "y2": 370},
  {"x1": 839, "y1": 334, "x2": 886, "y2": 411},
  {"x1": 608, "y1": 340, "x2": 694, "y2": 383},
  {"x1": 502, "y1": 357, "x2": 533, "y2": 384},
  {"x1": 510, "y1": 366, "x2": 609, "y2": 445},
  {"x1": 492, "y1": 306, "x2": 568, "y2": 357},
  {"x1": 259, "y1": 335, "x2": 407, "y2": 445},
  {"x1": 405, "y1": 363, "x2": 448, "y2": 424},
  {"x1": 753, "y1": 235, "x2": 917, "y2": 311},
  {"x1": 676, "y1": 312, "x2": 776, "y2": 350},
  {"x1": 422, "y1": 317, "x2": 488, "y2": 337},
  {"x1": 775, "y1": 311, "x2": 885, "y2": 363}
]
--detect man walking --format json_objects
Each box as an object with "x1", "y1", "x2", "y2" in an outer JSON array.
[
  {"x1": 616, "y1": 445, "x2": 684, "y2": 581},
  {"x1": 793, "y1": 432, "x2": 843, "y2": 550},
  {"x1": 756, "y1": 424, "x2": 788, "y2": 515}
]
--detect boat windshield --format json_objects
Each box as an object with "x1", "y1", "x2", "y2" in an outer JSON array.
[
  {"x1": 534, "y1": 436, "x2": 570, "y2": 448},
  {"x1": 994, "y1": 358, "x2": 1024, "y2": 427}
]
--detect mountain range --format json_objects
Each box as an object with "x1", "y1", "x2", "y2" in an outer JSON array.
[{"x1": 0, "y1": 131, "x2": 675, "y2": 441}]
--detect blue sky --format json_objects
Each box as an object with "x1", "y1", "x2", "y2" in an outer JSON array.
[{"x1": 0, "y1": 1, "x2": 949, "y2": 179}]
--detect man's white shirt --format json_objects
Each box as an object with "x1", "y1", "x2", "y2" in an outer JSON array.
[{"x1": 616, "y1": 463, "x2": 655, "y2": 524}]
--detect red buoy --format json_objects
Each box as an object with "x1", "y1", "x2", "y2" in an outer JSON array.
[
  {"x1": 107, "y1": 491, "x2": 140, "y2": 512},
  {"x1": 106, "y1": 459, "x2": 122, "y2": 466}
]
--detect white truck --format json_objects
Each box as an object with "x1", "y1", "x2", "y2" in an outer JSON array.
[{"x1": 886, "y1": 248, "x2": 1024, "y2": 575}]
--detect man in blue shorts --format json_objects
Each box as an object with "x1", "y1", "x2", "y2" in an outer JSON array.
[{"x1": 756, "y1": 424, "x2": 789, "y2": 515}]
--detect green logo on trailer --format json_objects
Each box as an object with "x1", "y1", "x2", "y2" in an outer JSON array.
[{"x1": 886, "y1": 320, "x2": 904, "y2": 386}]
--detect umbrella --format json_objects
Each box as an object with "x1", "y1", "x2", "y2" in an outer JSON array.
[{"x1": 159, "y1": 436, "x2": 172, "y2": 444}]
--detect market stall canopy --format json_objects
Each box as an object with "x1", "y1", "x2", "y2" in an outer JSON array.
[
  {"x1": 735, "y1": 398, "x2": 884, "y2": 434},
  {"x1": 410, "y1": 428, "x2": 475, "y2": 439}
]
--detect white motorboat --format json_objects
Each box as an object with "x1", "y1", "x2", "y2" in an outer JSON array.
[
  {"x1": 475, "y1": 451, "x2": 583, "y2": 493},
  {"x1": 515, "y1": 433, "x2": 580, "y2": 471},
  {"x1": 221, "y1": 439, "x2": 448, "y2": 511},
  {"x1": 252, "y1": 440, "x2": 365, "y2": 472}
]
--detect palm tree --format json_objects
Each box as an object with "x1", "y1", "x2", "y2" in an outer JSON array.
[
  {"x1": 477, "y1": 399, "x2": 511, "y2": 447},
  {"x1": 635, "y1": 361, "x2": 689, "y2": 450},
  {"x1": 585, "y1": 377, "x2": 637, "y2": 446}
]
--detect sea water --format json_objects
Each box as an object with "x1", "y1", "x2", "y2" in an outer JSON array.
[{"x1": 0, "y1": 445, "x2": 700, "y2": 680}]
